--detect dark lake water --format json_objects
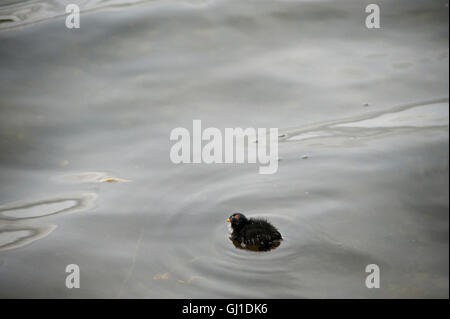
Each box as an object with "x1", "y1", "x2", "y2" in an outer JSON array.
[{"x1": 0, "y1": 0, "x2": 448, "y2": 298}]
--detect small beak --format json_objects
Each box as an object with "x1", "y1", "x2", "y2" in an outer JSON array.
[{"x1": 227, "y1": 218, "x2": 231, "y2": 223}]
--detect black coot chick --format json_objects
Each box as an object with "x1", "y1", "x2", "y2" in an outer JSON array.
[{"x1": 227, "y1": 213, "x2": 282, "y2": 251}]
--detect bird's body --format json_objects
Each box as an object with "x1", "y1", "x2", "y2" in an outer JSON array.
[{"x1": 227, "y1": 213, "x2": 282, "y2": 250}]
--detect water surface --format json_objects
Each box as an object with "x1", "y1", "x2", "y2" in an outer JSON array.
[{"x1": 0, "y1": 0, "x2": 448, "y2": 298}]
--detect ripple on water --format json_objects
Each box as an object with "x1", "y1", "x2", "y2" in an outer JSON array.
[
  {"x1": 212, "y1": 214, "x2": 312, "y2": 264},
  {"x1": 0, "y1": 223, "x2": 57, "y2": 251},
  {"x1": 142, "y1": 96, "x2": 434, "y2": 296},
  {"x1": 149, "y1": 201, "x2": 385, "y2": 297},
  {"x1": 0, "y1": 0, "x2": 210, "y2": 30},
  {"x1": 0, "y1": 192, "x2": 97, "y2": 251},
  {"x1": 0, "y1": 193, "x2": 97, "y2": 221},
  {"x1": 284, "y1": 99, "x2": 449, "y2": 144},
  {"x1": 135, "y1": 97, "x2": 444, "y2": 295}
]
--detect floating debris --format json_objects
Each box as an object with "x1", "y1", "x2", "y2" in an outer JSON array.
[
  {"x1": 152, "y1": 256, "x2": 206, "y2": 284},
  {"x1": 302, "y1": 154, "x2": 309, "y2": 159},
  {"x1": 100, "y1": 177, "x2": 132, "y2": 183},
  {"x1": 53, "y1": 172, "x2": 131, "y2": 184},
  {"x1": 154, "y1": 272, "x2": 170, "y2": 280},
  {"x1": 177, "y1": 276, "x2": 202, "y2": 284}
]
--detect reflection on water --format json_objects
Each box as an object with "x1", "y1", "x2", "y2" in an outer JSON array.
[
  {"x1": 0, "y1": 0, "x2": 448, "y2": 298},
  {"x1": 230, "y1": 237, "x2": 282, "y2": 252},
  {"x1": 284, "y1": 99, "x2": 449, "y2": 144},
  {"x1": 0, "y1": 0, "x2": 209, "y2": 30},
  {"x1": 0, "y1": 193, "x2": 97, "y2": 251},
  {"x1": 0, "y1": 193, "x2": 97, "y2": 221},
  {"x1": 0, "y1": 223, "x2": 57, "y2": 251}
]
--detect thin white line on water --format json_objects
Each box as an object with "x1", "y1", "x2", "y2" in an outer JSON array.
[{"x1": 117, "y1": 228, "x2": 144, "y2": 298}]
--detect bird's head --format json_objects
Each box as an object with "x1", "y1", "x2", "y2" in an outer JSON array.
[{"x1": 227, "y1": 213, "x2": 248, "y2": 230}]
